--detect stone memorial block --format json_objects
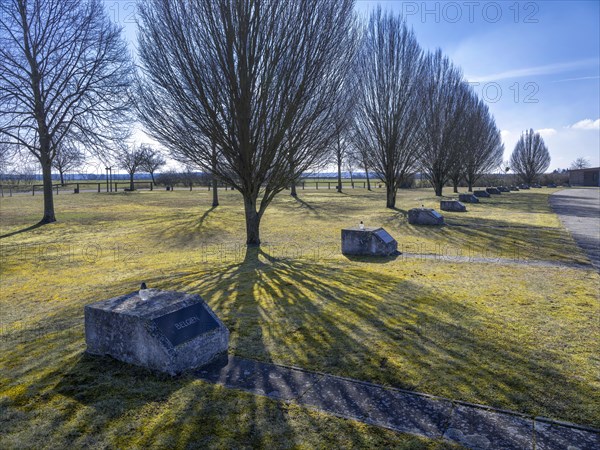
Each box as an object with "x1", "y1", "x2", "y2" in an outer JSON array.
[
  {"x1": 408, "y1": 208, "x2": 445, "y2": 225},
  {"x1": 341, "y1": 227, "x2": 398, "y2": 256},
  {"x1": 518, "y1": 184, "x2": 530, "y2": 190},
  {"x1": 473, "y1": 190, "x2": 490, "y2": 198},
  {"x1": 486, "y1": 187, "x2": 501, "y2": 195},
  {"x1": 498, "y1": 186, "x2": 510, "y2": 192},
  {"x1": 458, "y1": 193, "x2": 479, "y2": 203},
  {"x1": 440, "y1": 200, "x2": 467, "y2": 212},
  {"x1": 85, "y1": 289, "x2": 229, "y2": 375},
  {"x1": 510, "y1": 186, "x2": 520, "y2": 191}
]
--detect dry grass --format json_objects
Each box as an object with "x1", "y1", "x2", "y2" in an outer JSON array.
[{"x1": 0, "y1": 187, "x2": 598, "y2": 447}]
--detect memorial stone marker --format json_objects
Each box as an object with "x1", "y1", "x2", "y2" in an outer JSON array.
[
  {"x1": 486, "y1": 187, "x2": 501, "y2": 195},
  {"x1": 473, "y1": 190, "x2": 491, "y2": 198},
  {"x1": 498, "y1": 186, "x2": 510, "y2": 192},
  {"x1": 459, "y1": 193, "x2": 479, "y2": 203},
  {"x1": 341, "y1": 226, "x2": 398, "y2": 256},
  {"x1": 440, "y1": 200, "x2": 467, "y2": 212},
  {"x1": 408, "y1": 208, "x2": 445, "y2": 225},
  {"x1": 85, "y1": 288, "x2": 229, "y2": 375}
]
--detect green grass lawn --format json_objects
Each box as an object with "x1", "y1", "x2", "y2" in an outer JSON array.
[{"x1": 1, "y1": 187, "x2": 598, "y2": 447}]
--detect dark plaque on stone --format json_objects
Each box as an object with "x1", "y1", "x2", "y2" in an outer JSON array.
[
  {"x1": 374, "y1": 228, "x2": 395, "y2": 245},
  {"x1": 153, "y1": 302, "x2": 219, "y2": 347}
]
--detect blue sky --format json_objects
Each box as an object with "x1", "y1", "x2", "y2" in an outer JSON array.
[{"x1": 106, "y1": 0, "x2": 600, "y2": 171}]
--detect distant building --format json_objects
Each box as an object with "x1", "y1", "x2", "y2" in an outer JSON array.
[{"x1": 569, "y1": 167, "x2": 600, "y2": 187}]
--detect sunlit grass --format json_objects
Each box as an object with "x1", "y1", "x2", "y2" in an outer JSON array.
[{"x1": 1, "y1": 187, "x2": 598, "y2": 447}]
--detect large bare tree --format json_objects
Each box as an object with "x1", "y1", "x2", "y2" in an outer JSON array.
[
  {"x1": 510, "y1": 129, "x2": 551, "y2": 184},
  {"x1": 136, "y1": 0, "x2": 356, "y2": 245},
  {"x1": 419, "y1": 51, "x2": 470, "y2": 196},
  {"x1": 353, "y1": 9, "x2": 425, "y2": 208},
  {"x1": 0, "y1": 0, "x2": 133, "y2": 223}
]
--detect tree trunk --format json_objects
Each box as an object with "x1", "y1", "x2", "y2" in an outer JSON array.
[
  {"x1": 212, "y1": 177, "x2": 219, "y2": 206},
  {"x1": 467, "y1": 181, "x2": 473, "y2": 192},
  {"x1": 211, "y1": 144, "x2": 219, "y2": 206},
  {"x1": 434, "y1": 182, "x2": 443, "y2": 196},
  {"x1": 337, "y1": 155, "x2": 342, "y2": 193},
  {"x1": 386, "y1": 182, "x2": 396, "y2": 209},
  {"x1": 290, "y1": 182, "x2": 297, "y2": 197},
  {"x1": 365, "y1": 163, "x2": 371, "y2": 190},
  {"x1": 129, "y1": 173, "x2": 135, "y2": 191},
  {"x1": 40, "y1": 155, "x2": 56, "y2": 223},
  {"x1": 244, "y1": 195, "x2": 261, "y2": 246},
  {"x1": 453, "y1": 181, "x2": 458, "y2": 193},
  {"x1": 59, "y1": 170, "x2": 65, "y2": 186},
  {"x1": 150, "y1": 171, "x2": 156, "y2": 185}
]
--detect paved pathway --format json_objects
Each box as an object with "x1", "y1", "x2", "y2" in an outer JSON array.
[
  {"x1": 196, "y1": 356, "x2": 600, "y2": 449},
  {"x1": 550, "y1": 188, "x2": 600, "y2": 271}
]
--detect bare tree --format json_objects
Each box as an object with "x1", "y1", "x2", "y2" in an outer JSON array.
[
  {"x1": 136, "y1": 0, "x2": 356, "y2": 245},
  {"x1": 420, "y1": 51, "x2": 471, "y2": 196},
  {"x1": 0, "y1": 143, "x2": 14, "y2": 176},
  {"x1": 353, "y1": 8, "x2": 425, "y2": 208},
  {"x1": 115, "y1": 144, "x2": 146, "y2": 191},
  {"x1": 139, "y1": 145, "x2": 166, "y2": 185},
  {"x1": 462, "y1": 97, "x2": 504, "y2": 191},
  {"x1": 0, "y1": 0, "x2": 133, "y2": 223},
  {"x1": 510, "y1": 129, "x2": 551, "y2": 185},
  {"x1": 52, "y1": 145, "x2": 85, "y2": 185},
  {"x1": 570, "y1": 157, "x2": 591, "y2": 170}
]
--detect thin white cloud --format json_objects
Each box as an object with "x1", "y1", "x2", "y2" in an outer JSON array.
[
  {"x1": 537, "y1": 128, "x2": 557, "y2": 137},
  {"x1": 467, "y1": 58, "x2": 598, "y2": 83},
  {"x1": 568, "y1": 119, "x2": 600, "y2": 130},
  {"x1": 553, "y1": 76, "x2": 600, "y2": 83}
]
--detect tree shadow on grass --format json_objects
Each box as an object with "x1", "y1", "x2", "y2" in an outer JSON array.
[
  {"x1": 398, "y1": 214, "x2": 587, "y2": 263},
  {"x1": 0, "y1": 222, "x2": 45, "y2": 240},
  {"x1": 3, "y1": 246, "x2": 597, "y2": 447},
  {"x1": 1, "y1": 263, "x2": 453, "y2": 448},
  {"x1": 137, "y1": 247, "x2": 598, "y2": 426}
]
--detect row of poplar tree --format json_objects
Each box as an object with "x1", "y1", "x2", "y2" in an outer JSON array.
[{"x1": 0, "y1": 0, "x2": 550, "y2": 245}]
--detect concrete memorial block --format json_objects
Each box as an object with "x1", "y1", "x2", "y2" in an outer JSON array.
[
  {"x1": 85, "y1": 288, "x2": 229, "y2": 375},
  {"x1": 486, "y1": 187, "x2": 501, "y2": 195},
  {"x1": 408, "y1": 208, "x2": 445, "y2": 225},
  {"x1": 510, "y1": 186, "x2": 520, "y2": 191},
  {"x1": 519, "y1": 184, "x2": 530, "y2": 189},
  {"x1": 473, "y1": 190, "x2": 490, "y2": 198},
  {"x1": 458, "y1": 193, "x2": 479, "y2": 203},
  {"x1": 440, "y1": 200, "x2": 467, "y2": 212},
  {"x1": 341, "y1": 227, "x2": 398, "y2": 256},
  {"x1": 498, "y1": 186, "x2": 510, "y2": 192}
]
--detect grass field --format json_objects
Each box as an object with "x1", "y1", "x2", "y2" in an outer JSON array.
[{"x1": 1, "y1": 187, "x2": 598, "y2": 447}]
